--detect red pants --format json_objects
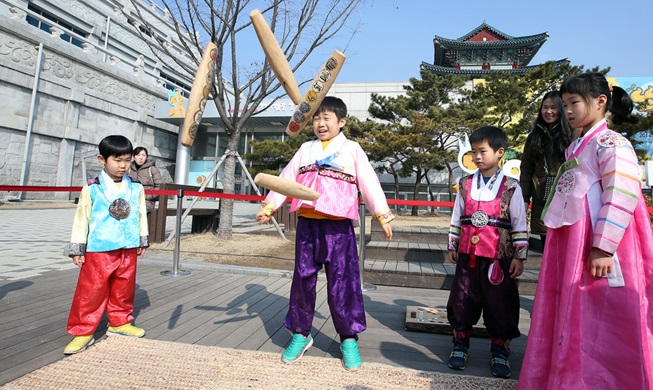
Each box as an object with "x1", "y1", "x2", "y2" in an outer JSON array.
[{"x1": 67, "y1": 248, "x2": 138, "y2": 336}]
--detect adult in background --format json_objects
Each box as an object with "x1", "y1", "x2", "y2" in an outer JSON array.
[
  {"x1": 129, "y1": 147, "x2": 164, "y2": 213},
  {"x1": 519, "y1": 91, "x2": 574, "y2": 248}
]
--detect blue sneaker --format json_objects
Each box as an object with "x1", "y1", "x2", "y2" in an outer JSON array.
[
  {"x1": 281, "y1": 333, "x2": 313, "y2": 363},
  {"x1": 491, "y1": 352, "x2": 511, "y2": 378},
  {"x1": 340, "y1": 339, "x2": 362, "y2": 371},
  {"x1": 448, "y1": 345, "x2": 468, "y2": 370}
]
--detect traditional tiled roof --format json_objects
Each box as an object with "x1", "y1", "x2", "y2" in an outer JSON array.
[
  {"x1": 433, "y1": 33, "x2": 548, "y2": 50},
  {"x1": 430, "y1": 22, "x2": 549, "y2": 69},
  {"x1": 453, "y1": 22, "x2": 513, "y2": 41},
  {"x1": 420, "y1": 59, "x2": 569, "y2": 78}
]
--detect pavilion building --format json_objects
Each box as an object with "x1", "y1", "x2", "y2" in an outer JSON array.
[{"x1": 420, "y1": 22, "x2": 566, "y2": 78}]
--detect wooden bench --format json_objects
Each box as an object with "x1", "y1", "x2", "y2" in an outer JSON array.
[
  {"x1": 148, "y1": 183, "x2": 221, "y2": 243},
  {"x1": 274, "y1": 203, "x2": 297, "y2": 232}
]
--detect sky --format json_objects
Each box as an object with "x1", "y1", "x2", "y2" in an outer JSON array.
[{"x1": 317, "y1": 0, "x2": 652, "y2": 83}]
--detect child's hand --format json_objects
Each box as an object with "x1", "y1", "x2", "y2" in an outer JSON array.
[
  {"x1": 509, "y1": 259, "x2": 524, "y2": 279},
  {"x1": 138, "y1": 247, "x2": 147, "y2": 257},
  {"x1": 256, "y1": 211, "x2": 270, "y2": 224},
  {"x1": 449, "y1": 251, "x2": 458, "y2": 264},
  {"x1": 589, "y1": 248, "x2": 612, "y2": 278},
  {"x1": 72, "y1": 255, "x2": 85, "y2": 267},
  {"x1": 382, "y1": 223, "x2": 393, "y2": 240}
]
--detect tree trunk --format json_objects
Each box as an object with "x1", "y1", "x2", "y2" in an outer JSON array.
[
  {"x1": 411, "y1": 169, "x2": 423, "y2": 216},
  {"x1": 446, "y1": 162, "x2": 455, "y2": 206},
  {"x1": 216, "y1": 133, "x2": 241, "y2": 239},
  {"x1": 391, "y1": 167, "x2": 400, "y2": 214},
  {"x1": 424, "y1": 171, "x2": 435, "y2": 213}
]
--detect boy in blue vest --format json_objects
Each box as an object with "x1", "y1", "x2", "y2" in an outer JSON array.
[{"x1": 64, "y1": 135, "x2": 150, "y2": 354}]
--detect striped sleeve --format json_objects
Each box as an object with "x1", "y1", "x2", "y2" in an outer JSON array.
[
  {"x1": 509, "y1": 184, "x2": 529, "y2": 260},
  {"x1": 447, "y1": 182, "x2": 465, "y2": 251},
  {"x1": 593, "y1": 134, "x2": 640, "y2": 254}
]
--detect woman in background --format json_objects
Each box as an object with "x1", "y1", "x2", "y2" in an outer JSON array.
[
  {"x1": 129, "y1": 147, "x2": 164, "y2": 213},
  {"x1": 519, "y1": 91, "x2": 574, "y2": 248}
]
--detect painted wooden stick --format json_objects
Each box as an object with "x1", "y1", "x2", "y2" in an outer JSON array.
[
  {"x1": 254, "y1": 173, "x2": 320, "y2": 201},
  {"x1": 285, "y1": 50, "x2": 346, "y2": 137},
  {"x1": 250, "y1": 9, "x2": 302, "y2": 105},
  {"x1": 181, "y1": 42, "x2": 218, "y2": 147}
]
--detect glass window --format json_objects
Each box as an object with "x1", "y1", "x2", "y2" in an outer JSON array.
[{"x1": 26, "y1": 3, "x2": 88, "y2": 48}]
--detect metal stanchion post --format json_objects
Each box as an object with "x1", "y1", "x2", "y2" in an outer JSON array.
[
  {"x1": 358, "y1": 202, "x2": 376, "y2": 291},
  {"x1": 162, "y1": 188, "x2": 190, "y2": 277}
]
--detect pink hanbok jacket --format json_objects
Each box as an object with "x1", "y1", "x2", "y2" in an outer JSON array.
[{"x1": 261, "y1": 132, "x2": 394, "y2": 224}]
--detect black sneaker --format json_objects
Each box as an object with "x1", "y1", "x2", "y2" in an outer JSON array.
[
  {"x1": 447, "y1": 345, "x2": 468, "y2": 370},
  {"x1": 491, "y1": 352, "x2": 511, "y2": 378}
]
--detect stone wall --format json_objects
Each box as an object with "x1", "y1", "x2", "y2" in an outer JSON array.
[{"x1": 0, "y1": 0, "x2": 188, "y2": 200}]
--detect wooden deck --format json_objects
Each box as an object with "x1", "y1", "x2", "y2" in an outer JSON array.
[{"x1": 0, "y1": 261, "x2": 533, "y2": 386}]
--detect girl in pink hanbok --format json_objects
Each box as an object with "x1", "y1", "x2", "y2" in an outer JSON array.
[{"x1": 517, "y1": 73, "x2": 653, "y2": 389}]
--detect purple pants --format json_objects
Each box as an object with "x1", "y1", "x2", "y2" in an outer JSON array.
[
  {"x1": 283, "y1": 217, "x2": 366, "y2": 337},
  {"x1": 446, "y1": 253, "x2": 521, "y2": 341}
]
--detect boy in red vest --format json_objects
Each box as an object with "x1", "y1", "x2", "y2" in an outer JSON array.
[{"x1": 446, "y1": 126, "x2": 528, "y2": 378}]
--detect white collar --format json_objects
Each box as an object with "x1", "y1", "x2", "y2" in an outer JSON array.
[
  {"x1": 471, "y1": 169, "x2": 504, "y2": 201},
  {"x1": 570, "y1": 118, "x2": 606, "y2": 154}
]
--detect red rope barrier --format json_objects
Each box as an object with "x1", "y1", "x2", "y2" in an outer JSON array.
[{"x1": 2, "y1": 185, "x2": 653, "y2": 213}]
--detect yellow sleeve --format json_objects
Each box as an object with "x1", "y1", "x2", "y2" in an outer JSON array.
[
  {"x1": 138, "y1": 186, "x2": 150, "y2": 244},
  {"x1": 69, "y1": 185, "x2": 91, "y2": 255}
]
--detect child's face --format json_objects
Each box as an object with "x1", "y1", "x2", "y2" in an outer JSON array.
[
  {"x1": 98, "y1": 153, "x2": 132, "y2": 181},
  {"x1": 562, "y1": 92, "x2": 607, "y2": 133},
  {"x1": 471, "y1": 140, "x2": 504, "y2": 176},
  {"x1": 312, "y1": 110, "x2": 346, "y2": 142}
]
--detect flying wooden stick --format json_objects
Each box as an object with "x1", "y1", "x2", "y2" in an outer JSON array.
[
  {"x1": 181, "y1": 42, "x2": 218, "y2": 147},
  {"x1": 250, "y1": 9, "x2": 302, "y2": 105},
  {"x1": 286, "y1": 50, "x2": 346, "y2": 137},
  {"x1": 254, "y1": 173, "x2": 320, "y2": 201}
]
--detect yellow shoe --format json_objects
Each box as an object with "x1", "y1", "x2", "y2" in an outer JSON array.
[
  {"x1": 64, "y1": 335, "x2": 95, "y2": 355},
  {"x1": 107, "y1": 323, "x2": 145, "y2": 338}
]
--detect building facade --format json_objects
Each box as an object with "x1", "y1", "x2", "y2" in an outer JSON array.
[
  {"x1": 420, "y1": 21, "x2": 566, "y2": 78},
  {"x1": 0, "y1": 0, "x2": 195, "y2": 200}
]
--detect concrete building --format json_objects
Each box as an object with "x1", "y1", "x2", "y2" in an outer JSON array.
[
  {"x1": 0, "y1": 0, "x2": 193, "y2": 200},
  {"x1": 0, "y1": 0, "x2": 414, "y2": 200}
]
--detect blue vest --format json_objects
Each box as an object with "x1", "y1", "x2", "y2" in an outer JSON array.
[{"x1": 86, "y1": 174, "x2": 143, "y2": 252}]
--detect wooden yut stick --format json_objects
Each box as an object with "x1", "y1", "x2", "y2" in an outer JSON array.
[
  {"x1": 285, "y1": 50, "x2": 346, "y2": 137},
  {"x1": 250, "y1": 9, "x2": 302, "y2": 105},
  {"x1": 181, "y1": 42, "x2": 218, "y2": 147},
  {"x1": 254, "y1": 173, "x2": 320, "y2": 201}
]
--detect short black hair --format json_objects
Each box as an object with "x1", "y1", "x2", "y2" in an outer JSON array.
[
  {"x1": 133, "y1": 146, "x2": 148, "y2": 157},
  {"x1": 469, "y1": 126, "x2": 507, "y2": 151},
  {"x1": 98, "y1": 135, "x2": 133, "y2": 160},
  {"x1": 314, "y1": 96, "x2": 347, "y2": 120}
]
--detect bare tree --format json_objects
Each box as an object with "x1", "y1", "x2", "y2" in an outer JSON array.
[{"x1": 125, "y1": 0, "x2": 362, "y2": 238}]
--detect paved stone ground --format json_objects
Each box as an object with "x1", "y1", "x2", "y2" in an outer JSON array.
[
  {"x1": 0, "y1": 208, "x2": 78, "y2": 280},
  {"x1": 0, "y1": 202, "x2": 264, "y2": 281}
]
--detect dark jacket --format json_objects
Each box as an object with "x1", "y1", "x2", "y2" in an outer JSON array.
[
  {"x1": 519, "y1": 126, "x2": 566, "y2": 235},
  {"x1": 129, "y1": 158, "x2": 164, "y2": 212}
]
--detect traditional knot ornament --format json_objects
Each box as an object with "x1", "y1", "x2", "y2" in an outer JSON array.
[
  {"x1": 109, "y1": 198, "x2": 131, "y2": 220},
  {"x1": 556, "y1": 171, "x2": 576, "y2": 194},
  {"x1": 470, "y1": 211, "x2": 489, "y2": 228},
  {"x1": 598, "y1": 131, "x2": 629, "y2": 148}
]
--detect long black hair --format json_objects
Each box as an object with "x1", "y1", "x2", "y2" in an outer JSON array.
[
  {"x1": 523, "y1": 91, "x2": 574, "y2": 162},
  {"x1": 560, "y1": 72, "x2": 639, "y2": 126}
]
